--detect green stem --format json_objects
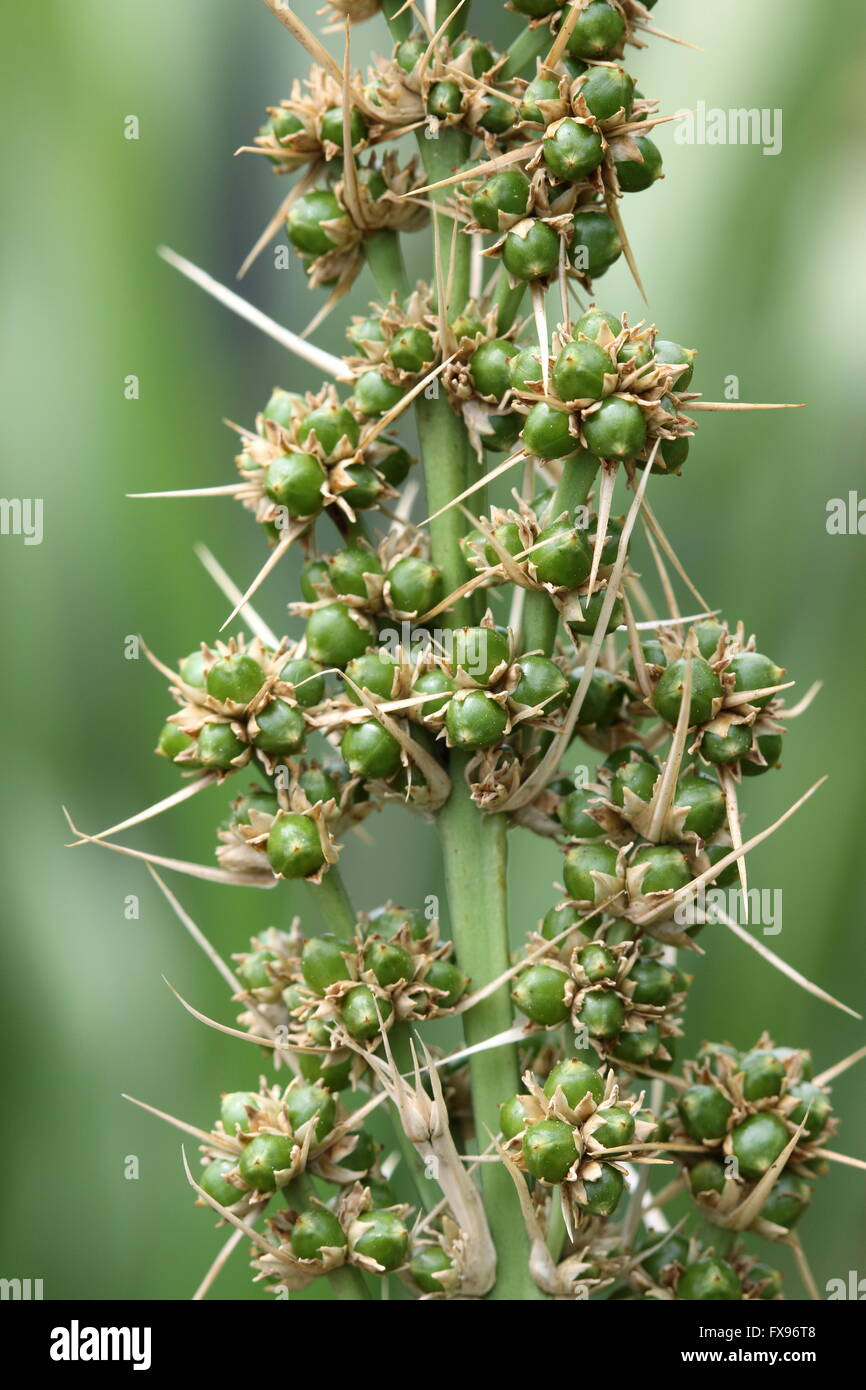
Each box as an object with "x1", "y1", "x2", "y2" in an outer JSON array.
[
  {"x1": 306, "y1": 866, "x2": 356, "y2": 941},
  {"x1": 499, "y1": 25, "x2": 552, "y2": 82},
  {"x1": 439, "y1": 759, "x2": 545, "y2": 1300},
  {"x1": 492, "y1": 279, "x2": 526, "y2": 336},
  {"x1": 414, "y1": 393, "x2": 474, "y2": 625},
  {"x1": 364, "y1": 229, "x2": 409, "y2": 300},
  {"x1": 521, "y1": 451, "x2": 599, "y2": 657},
  {"x1": 381, "y1": 0, "x2": 412, "y2": 41}
]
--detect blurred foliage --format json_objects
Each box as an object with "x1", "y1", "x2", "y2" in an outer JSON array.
[{"x1": 1, "y1": 0, "x2": 864, "y2": 1299}]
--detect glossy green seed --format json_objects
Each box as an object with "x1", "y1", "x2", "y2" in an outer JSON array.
[
  {"x1": 354, "y1": 369, "x2": 404, "y2": 418},
  {"x1": 689, "y1": 1158, "x2": 726, "y2": 1197},
  {"x1": 291, "y1": 1207, "x2": 347, "y2": 1260},
  {"x1": 301, "y1": 935, "x2": 348, "y2": 994},
  {"x1": 410, "y1": 1246, "x2": 454, "y2": 1293},
  {"x1": 503, "y1": 221, "x2": 561, "y2": 281},
  {"x1": 387, "y1": 556, "x2": 443, "y2": 615},
  {"x1": 613, "y1": 135, "x2": 663, "y2": 193},
  {"x1": 674, "y1": 775, "x2": 726, "y2": 839},
  {"x1": 759, "y1": 1171, "x2": 812, "y2": 1229},
  {"x1": 207, "y1": 654, "x2": 264, "y2": 705},
  {"x1": 543, "y1": 119, "x2": 604, "y2": 181},
  {"x1": 653, "y1": 657, "x2": 722, "y2": 726},
  {"x1": 320, "y1": 105, "x2": 366, "y2": 147},
  {"x1": 266, "y1": 812, "x2": 326, "y2": 879},
  {"x1": 279, "y1": 657, "x2": 325, "y2": 708},
  {"x1": 580, "y1": 64, "x2": 634, "y2": 121},
  {"x1": 512, "y1": 963, "x2": 571, "y2": 1025},
  {"x1": 678, "y1": 1085, "x2": 734, "y2": 1142},
  {"x1": 471, "y1": 169, "x2": 531, "y2": 230},
  {"x1": 552, "y1": 340, "x2": 612, "y2": 402},
  {"x1": 253, "y1": 699, "x2": 306, "y2": 755},
  {"x1": 544, "y1": 1058, "x2": 605, "y2": 1108},
  {"x1": 576, "y1": 1163, "x2": 624, "y2": 1216},
  {"x1": 345, "y1": 651, "x2": 398, "y2": 703},
  {"x1": 286, "y1": 190, "x2": 348, "y2": 256},
  {"x1": 200, "y1": 1158, "x2": 241, "y2": 1208},
  {"x1": 351, "y1": 1210, "x2": 408, "y2": 1271},
  {"x1": 341, "y1": 720, "x2": 402, "y2": 780},
  {"x1": 678, "y1": 1257, "x2": 741, "y2": 1301},
  {"x1": 298, "y1": 404, "x2": 360, "y2": 459},
  {"x1": 197, "y1": 723, "x2": 246, "y2": 770},
  {"x1": 731, "y1": 1113, "x2": 791, "y2": 1180},
  {"x1": 583, "y1": 397, "x2": 648, "y2": 460},
  {"x1": 629, "y1": 957, "x2": 676, "y2": 1006},
  {"x1": 500, "y1": 1093, "x2": 535, "y2": 1139},
  {"x1": 424, "y1": 958, "x2": 469, "y2": 1008},
  {"x1": 449, "y1": 626, "x2": 510, "y2": 683},
  {"x1": 238, "y1": 1133, "x2": 294, "y2": 1191},
  {"x1": 701, "y1": 723, "x2": 753, "y2": 765},
  {"x1": 577, "y1": 987, "x2": 626, "y2": 1038},
  {"x1": 221, "y1": 1091, "x2": 257, "y2": 1135},
  {"x1": 558, "y1": 788, "x2": 606, "y2": 839},
  {"x1": 563, "y1": 1, "x2": 626, "y2": 60},
  {"x1": 523, "y1": 402, "x2": 576, "y2": 459},
  {"x1": 630, "y1": 844, "x2": 691, "y2": 894},
  {"x1": 286, "y1": 1083, "x2": 336, "y2": 1143},
  {"x1": 306, "y1": 603, "x2": 372, "y2": 666},
  {"x1": 341, "y1": 984, "x2": 392, "y2": 1039},
  {"x1": 564, "y1": 842, "x2": 620, "y2": 902},
  {"x1": 523, "y1": 1119, "x2": 578, "y2": 1183}
]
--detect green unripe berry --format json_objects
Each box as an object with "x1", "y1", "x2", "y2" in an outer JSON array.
[
  {"x1": 306, "y1": 603, "x2": 372, "y2": 666},
  {"x1": 678, "y1": 1084, "x2": 734, "y2": 1142},
  {"x1": 543, "y1": 119, "x2": 604, "y2": 182},
  {"x1": 563, "y1": 1, "x2": 626, "y2": 59},
  {"x1": 523, "y1": 1119, "x2": 578, "y2": 1183},
  {"x1": 291, "y1": 1207, "x2": 347, "y2": 1260},
  {"x1": 519, "y1": 73, "x2": 562, "y2": 122},
  {"x1": 653, "y1": 657, "x2": 722, "y2": 726},
  {"x1": 511, "y1": 0, "x2": 560, "y2": 17},
  {"x1": 629, "y1": 957, "x2": 676, "y2": 1006},
  {"x1": 445, "y1": 690, "x2": 508, "y2": 749},
  {"x1": 576, "y1": 1163, "x2": 625, "y2": 1216},
  {"x1": 787, "y1": 1081, "x2": 831, "y2": 1140},
  {"x1": 532, "y1": 524, "x2": 593, "y2": 588},
  {"x1": 542, "y1": 902, "x2": 586, "y2": 939},
  {"x1": 503, "y1": 221, "x2": 561, "y2": 281},
  {"x1": 396, "y1": 35, "x2": 426, "y2": 73},
  {"x1": 266, "y1": 812, "x2": 326, "y2": 879},
  {"x1": 630, "y1": 844, "x2": 691, "y2": 894},
  {"x1": 500, "y1": 1093, "x2": 535, "y2": 1139},
  {"x1": 583, "y1": 397, "x2": 648, "y2": 460},
  {"x1": 300, "y1": 559, "x2": 329, "y2": 601},
  {"x1": 341, "y1": 984, "x2": 392, "y2": 1040},
  {"x1": 558, "y1": 788, "x2": 606, "y2": 839},
  {"x1": 760, "y1": 1171, "x2": 811, "y2": 1229},
  {"x1": 654, "y1": 340, "x2": 696, "y2": 390},
  {"x1": 157, "y1": 721, "x2": 195, "y2": 761},
  {"x1": 689, "y1": 1158, "x2": 726, "y2": 1197},
  {"x1": 701, "y1": 724, "x2": 752, "y2": 766},
  {"x1": 564, "y1": 842, "x2": 620, "y2": 903},
  {"x1": 236, "y1": 949, "x2": 278, "y2": 991},
  {"x1": 509, "y1": 347, "x2": 545, "y2": 392},
  {"x1": 478, "y1": 92, "x2": 516, "y2": 135},
  {"x1": 427, "y1": 80, "x2": 462, "y2": 119},
  {"x1": 575, "y1": 307, "x2": 620, "y2": 341},
  {"x1": 568, "y1": 667, "x2": 626, "y2": 727},
  {"x1": 197, "y1": 722, "x2": 246, "y2": 770},
  {"x1": 739, "y1": 1049, "x2": 786, "y2": 1102},
  {"x1": 591, "y1": 1105, "x2": 635, "y2": 1149},
  {"x1": 179, "y1": 649, "x2": 206, "y2": 688},
  {"x1": 471, "y1": 170, "x2": 531, "y2": 231},
  {"x1": 639, "y1": 1231, "x2": 689, "y2": 1283},
  {"x1": 580, "y1": 64, "x2": 634, "y2": 121},
  {"x1": 286, "y1": 190, "x2": 348, "y2": 256},
  {"x1": 523, "y1": 403, "x2": 576, "y2": 459},
  {"x1": 731, "y1": 1113, "x2": 791, "y2": 1180},
  {"x1": 544, "y1": 1058, "x2": 605, "y2": 1108},
  {"x1": 221, "y1": 1091, "x2": 256, "y2": 1135},
  {"x1": 261, "y1": 388, "x2": 303, "y2": 429},
  {"x1": 238, "y1": 1133, "x2": 294, "y2": 1191},
  {"x1": 470, "y1": 339, "x2": 520, "y2": 399},
  {"x1": 674, "y1": 775, "x2": 726, "y2": 839},
  {"x1": 552, "y1": 340, "x2": 612, "y2": 402},
  {"x1": 341, "y1": 720, "x2": 402, "y2": 780},
  {"x1": 286, "y1": 1083, "x2": 336, "y2": 1143},
  {"x1": 279, "y1": 657, "x2": 325, "y2": 708},
  {"x1": 746, "y1": 1262, "x2": 783, "y2": 1300},
  {"x1": 511, "y1": 654, "x2": 569, "y2": 710},
  {"x1": 252, "y1": 699, "x2": 306, "y2": 755},
  {"x1": 577, "y1": 987, "x2": 626, "y2": 1038},
  {"x1": 353, "y1": 369, "x2": 404, "y2": 418},
  {"x1": 320, "y1": 105, "x2": 366, "y2": 148},
  {"x1": 345, "y1": 651, "x2": 398, "y2": 703},
  {"x1": 207, "y1": 654, "x2": 264, "y2": 705},
  {"x1": 365, "y1": 940, "x2": 413, "y2": 988},
  {"x1": 388, "y1": 325, "x2": 435, "y2": 374},
  {"x1": 200, "y1": 1158, "x2": 241, "y2": 1208},
  {"x1": 727, "y1": 652, "x2": 785, "y2": 710},
  {"x1": 298, "y1": 404, "x2": 360, "y2": 459},
  {"x1": 613, "y1": 135, "x2": 663, "y2": 193},
  {"x1": 329, "y1": 546, "x2": 384, "y2": 598},
  {"x1": 512, "y1": 963, "x2": 571, "y2": 1025},
  {"x1": 610, "y1": 759, "x2": 659, "y2": 806},
  {"x1": 449, "y1": 625, "x2": 510, "y2": 682},
  {"x1": 453, "y1": 36, "x2": 494, "y2": 77},
  {"x1": 412, "y1": 669, "x2": 457, "y2": 717},
  {"x1": 424, "y1": 958, "x2": 469, "y2": 1008},
  {"x1": 301, "y1": 935, "x2": 348, "y2": 994},
  {"x1": 348, "y1": 316, "x2": 386, "y2": 354},
  {"x1": 614, "y1": 1021, "x2": 663, "y2": 1064},
  {"x1": 578, "y1": 943, "x2": 617, "y2": 983},
  {"x1": 387, "y1": 556, "x2": 443, "y2": 615},
  {"x1": 298, "y1": 1046, "x2": 352, "y2": 1092},
  {"x1": 740, "y1": 732, "x2": 784, "y2": 777},
  {"x1": 351, "y1": 1210, "x2": 408, "y2": 1271},
  {"x1": 341, "y1": 463, "x2": 382, "y2": 510},
  {"x1": 409, "y1": 1246, "x2": 454, "y2": 1293}
]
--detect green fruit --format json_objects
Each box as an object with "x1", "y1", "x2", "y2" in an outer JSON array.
[
  {"x1": 298, "y1": 404, "x2": 360, "y2": 459},
  {"x1": 701, "y1": 723, "x2": 752, "y2": 765},
  {"x1": 365, "y1": 940, "x2": 413, "y2": 988},
  {"x1": 341, "y1": 984, "x2": 392, "y2": 1040},
  {"x1": 396, "y1": 35, "x2": 426, "y2": 73},
  {"x1": 576, "y1": 1163, "x2": 624, "y2": 1216},
  {"x1": 341, "y1": 463, "x2": 382, "y2": 510},
  {"x1": 578, "y1": 943, "x2": 617, "y2": 983},
  {"x1": 511, "y1": 655, "x2": 569, "y2": 710},
  {"x1": 630, "y1": 844, "x2": 691, "y2": 894},
  {"x1": 320, "y1": 104, "x2": 366, "y2": 147},
  {"x1": 568, "y1": 667, "x2": 626, "y2": 727},
  {"x1": 266, "y1": 812, "x2": 326, "y2": 879},
  {"x1": 237, "y1": 949, "x2": 278, "y2": 991},
  {"x1": 689, "y1": 1158, "x2": 726, "y2": 1197},
  {"x1": 300, "y1": 558, "x2": 329, "y2": 601},
  {"x1": 484, "y1": 522, "x2": 522, "y2": 565},
  {"x1": 575, "y1": 307, "x2": 620, "y2": 341},
  {"x1": 345, "y1": 651, "x2": 398, "y2": 703},
  {"x1": 470, "y1": 339, "x2": 520, "y2": 400},
  {"x1": 739, "y1": 1050, "x2": 786, "y2": 1102},
  {"x1": 252, "y1": 699, "x2": 306, "y2": 755},
  {"x1": 445, "y1": 690, "x2": 508, "y2": 748},
  {"x1": 541, "y1": 902, "x2": 586, "y2": 939},
  {"x1": 591, "y1": 1105, "x2": 635, "y2": 1149},
  {"x1": 230, "y1": 789, "x2": 279, "y2": 825},
  {"x1": 523, "y1": 402, "x2": 576, "y2": 459},
  {"x1": 221, "y1": 1091, "x2": 256, "y2": 1135},
  {"x1": 512, "y1": 963, "x2": 571, "y2": 1025},
  {"x1": 329, "y1": 546, "x2": 383, "y2": 598},
  {"x1": 654, "y1": 340, "x2": 696, "y2": 390},
  {"x1": 424, "y1": 958, "x2": 469, "y2": 1008},
  {"x1": 760, "y1": 1171, "x2": 812, "y2": 1229},
  {"x1": 157, "y1": 721, "x2": 194, "y2": 761},
  {"x1": 564, "y1": 842, "x2": 620, "y2": 902},
  {"x1": 558, "y1": 788, "x2": 606, "y2": 839},
  {"x1": 731, "y1": 1113, "x2": 791, "y2": 1180},
  {"x1": 471, "y1": 170, "x2": 532, "y2": 231},
  {"x1": 509, "y1": 347, "x2": 545, "y2": 391},
  {"x1": 412, "y1": 669, "x2": 457, "y2": 717},
  {"x1": 298, "y1": 1045, "x2": 352, "y2": 1092},
  {"x1": 773, "y1": 1046, "x2": 813, "y2": 1080},
  {"x1": 653, "y1": 657, "x2": 722, "y2": 726},
  {"x1": 629, "y1": 957, "x2": 676, "y2": 1006},
  {"x1": 577, "y1": 987, "x2": 626, "y2": 1038},
  {"x1": 366, "y1": 1177, "x2": 398, "y2": 1208},
  {"x1": 746, "y1": 1263, "x2": 783, "y2": 1300},
  {"x1": 552, "y1": 340, "x2": 612, "y2": 403},
  {"x1": 354, "y1": 369, "x2": 404, "y2": 418},
  {"x1": 286, "y1": 190, "x2": 348, "y2": 256},
  {"x1": 543, "y1": 119, "x2": 604, "y2": 181},
  {"x1": 481, "y1": 411, "x2": 522, "y2": 451},
  {"x1": 740, "y1": 732, "x2": 784, "y2": 777},
  {"x1": 532, "y1": 524, "x2": 593, "y2": 588},
  {"x1": 500, "y1": 1093, "x2": 535, "y2": 1139},
  {"x1": 264, "y1": 452, "x2": 325, "y2": 515},
  {"x1": 503, "y1": 220, "x2": 561, "y2": 281},
  {"x1": 197, "y1": 723, "x2": 246, "y2": 770},
  {"x1": 351, "y1": 1210, "x2": 408, "y2": 1271},
  {"x1": 387, "y1": 556, "x2": 443, "y2": 615},
  {"x1": 179, "y1": 649, "x2": 206, "y2": 688},
  {"x1": 569, "y1": 210, "x2": 623, "y2": 277},
  {"x1": 207, "y1": 654, "x2": 264, "y2": 705},
  {"x1": 519, "y1": 74, "x2": 562, "y2": 122},
  {"x1": 410, "y1": 1246, "x2": 454, "y2": 1294},
  {"x1": 279, "y1": 657, "x2": 325, "y2": 708},
  {"x1": 523, "y1": 1119, "x2": 578, "y2": 1183},
  {"x1": 678, "y1": 1257, "x2": 741, "y2": 1301},
  {"x1": 200, "y1": 1158, "x2": 241, "y2": 1207},
  {"x1": 368, "y1": 905, "x2": 428, "y2": 940},
  {"x1": 238, "y1": 1133, "x2": 295, "y2": 1191},
  {"x1": 639, "y1": 1231, "x2": 689, "y2": 1283},
  {"x1": 427, "y1": 80, "x2": 462, "y2": 119},
  {"x1": 478, "y1": 93, "x2": 516, "y2": 135},
  {"x1": 511, "y1": 0, "x2": 560, "y2": 17},
  {"x1": 583, "y1": 397, "x2": 648, "y2": 460},
  {"x1": 266, "y1": 109, "x2": 304, "y2": 143},
  {"x1": 613, "y1": 135, "x2": 663, "y2": 193},
  {"x1": 787, "y1": 1081, "x2": 831, "y2": 1140},
  {"x1": 261, "y1": 388, "x2": 302, "y2": 429},
  {"x1": 604, "y1": 744, "x2": 656, "y2": 773},
  {"x1": 291, "y1": 1207, "x2": 347, "y2": 1260},
  {"x1": 388, "y1": 325, "x2": 435, "y2": 374},
  {"x1": 727, "y1": 652, "x2": 785, "y2": 710},
  {"x1": 610, "y1": 759, "x2": 659, "y2": 806},
  {"x1": 449, "y1": 625, "x2": 510, "y2": 682},
  {"x1": 306, "y1": 603, "x2": 372, "y2": 666},
  {"x1": 563, "y1": 1, "x2": 626, "y2": 59},
  {"x1": 569, "y1": 592, "x2": 623, "y2": 638},
  {"x1": 677, "y1": 1084, "x2": 734, "y2": 1142},
  {"x1": 301, "y1": 935, "x2": 348, "y2": 994},
  {"x1": 286, "y1": 1083, "x2": 336, "y2": 1142},
  {"x1": 348, "y1": 316, "x2": 386, "y2": 354},
  {"x1": 453, "y1": 36, "x2": 494, "y2": 77},
  {"x1": 674, "y1": 775, "x2": 726, "y2": 839},
  {"x1": 614, "y1": 1022, "x2": 662, "y2": 1064},
  {"x1": 544, "y1": 1058, "x2": 605, "y2": 1108},
  {"x1": 341, "y1": 720, "x2": 402, "y2": 780},
  {"x1": 580, "y1": 64, "x2": 634, "y2": 121}
]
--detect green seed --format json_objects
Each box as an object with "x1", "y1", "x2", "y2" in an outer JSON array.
[
  {"x1": 512, "y1": 963, "x2": 571, "y2": 1025},
  {"x1": 238, "y1": 1133, "x2": 294, "y2": 1191},
  {"x1": 291, "y1": 1207, "x2": 347, "y2": 1260},
  {"x1": 523, "y1": 1119, "x2": 578, "y2": 1183},
  {"x1": 266, "y1": 812, "x2": 326, "y2": 879}
]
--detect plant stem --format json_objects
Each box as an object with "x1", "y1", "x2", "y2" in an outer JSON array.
[
  {"x1": 365, "y1": 229, "x2": 409, "y2": 299},
  {"x1": 521, "y1": 451, "x2": 599, "y2": 657},
  {"x1": 492, "y1": 278, "x2": 526, "y2": 335},
  {"x1": 381, "y1": 0, "x2": 412, "y2": 41},
  {"x1": 307, "y1": 866, "x2": 356, "y2": 941},
  {"x1": 439, "y1": 757, "x2": 545, "y2": 1299},
  {"x1": 499, "y1": 25, "x2": 552, "y2": 82}
]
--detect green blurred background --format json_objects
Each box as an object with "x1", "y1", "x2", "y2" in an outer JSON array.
[{"x1": 2, "y1": 0, "x2": 865, "y2": 1299}]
